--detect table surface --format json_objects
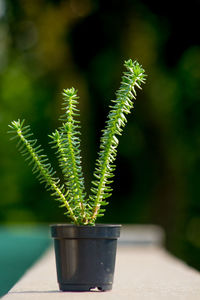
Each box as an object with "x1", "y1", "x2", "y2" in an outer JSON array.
[{"x1": 2, "y1": 226, "x2": 200, "y2": 300}]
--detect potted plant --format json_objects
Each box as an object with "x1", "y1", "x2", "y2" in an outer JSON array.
[{"x1": 8, "y1": 59, "x2": 146, "y2": 291}]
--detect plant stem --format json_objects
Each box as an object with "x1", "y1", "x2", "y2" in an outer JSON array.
[
  {"x1": 89, "y1": 60, "x2": 146, "y2": 223},
  {"x1": 16, "y1": 126, "x2": 78, "y2": 224}
]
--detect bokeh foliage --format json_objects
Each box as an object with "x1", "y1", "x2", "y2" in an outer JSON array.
[{"x1": 0, "y1": 0, "x2": 200, "y2": 269}]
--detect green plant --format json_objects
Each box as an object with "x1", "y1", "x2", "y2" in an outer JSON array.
[{"x1": 8, "y1": 59, "x2": 146, "y2": 225}]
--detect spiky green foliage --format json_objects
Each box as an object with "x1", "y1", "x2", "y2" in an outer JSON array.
[
  {"x1": 88, "y1": 59, "x2": 146, "y2": 223},
  {"x1": 8, "y1": 120, "x2": 78, "y2": 224},
  {"x1": 8, "y1": 59, "x2": 146, "y2": 225},
  {"x1": 49, "y1": 88, "x2": 89, "y2": 224}
]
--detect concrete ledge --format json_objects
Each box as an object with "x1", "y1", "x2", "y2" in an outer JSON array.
[{"x1": 2, "y1": 226, "x2": 200, "y2": 300}]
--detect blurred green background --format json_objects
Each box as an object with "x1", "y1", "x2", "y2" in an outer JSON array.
[{"x1": 0, "y1": 0, "x2": 200, "y2": 278}]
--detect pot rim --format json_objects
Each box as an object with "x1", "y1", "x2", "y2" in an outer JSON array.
[
  {"x1": 50, "y1": 223, "x2": 121, "y2": 239},
  {"x1": 50, "y1": 223, "x2": 121, "y2": 228}
]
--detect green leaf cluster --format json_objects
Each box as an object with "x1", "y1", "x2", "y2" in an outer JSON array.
[{"x1": 8, "y1": 59, "x2": 146, "y2": 225}]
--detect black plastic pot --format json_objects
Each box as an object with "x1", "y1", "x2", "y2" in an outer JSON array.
[{"x1": 51, "y1": 224, "x2": 121, "y2": 291}]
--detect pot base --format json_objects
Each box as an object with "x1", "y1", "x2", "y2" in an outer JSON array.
[{"x1": 59, "y1": 283, "x2": 112, "y2": 292}]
